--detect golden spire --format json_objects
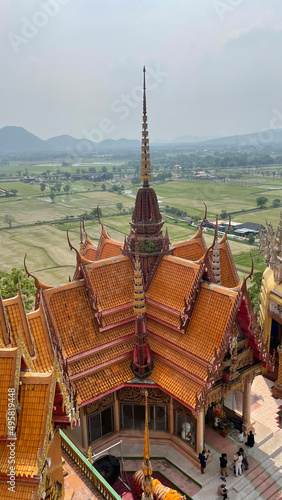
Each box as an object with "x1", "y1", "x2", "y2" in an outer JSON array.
[
  {"x1": 141, "y1": 391, "x2": 153, "y2": 500},
  {"x1": 140, "y1": 66, "x2": 152, "y2": 186},
  {"x1": 143, "y1": 391, "x2": 151, "y2": 460},
  {"x1": 133, "y1": 256, "x2": 146, "y2": 316}
]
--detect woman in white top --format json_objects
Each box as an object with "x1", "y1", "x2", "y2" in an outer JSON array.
[{"x1": 234, "y1": 451, "x2": 243, "y2": 476}]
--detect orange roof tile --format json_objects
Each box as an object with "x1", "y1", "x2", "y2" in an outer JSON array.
[
  {"x1": 27, "y1": 306, "x2": 54, "y2": 372},
  {"x1": 68, "y1": 338, "x2": 134, "y2": 376},
  {"x1": 84, "y1": 246, "x2": 97, "y2": 261},
  {"x1": 0, "y1": 482, "x2": 38, "y2": 499},
  {"x1": 44, "y1": 281, "x2": 99, "y2": 358},
  {"x1": 147, "y1": 255, "x2": 200, "y2": 311},
  {"x1": 147, "y1": 283, "x2": 239, "y2": 363},
  {"x1": 0, "y1": 372, "x2": 52, "y2": 477},
  {"x1": 86, "y1": 255, "x2": 134, "y2": 311},
  {"x1": 44, "y1": 281, "x2": 135, "y2": 359},
  {"x1": 95, "y1": 223, "x2": 123, "y2": 261},
  {"x1": 146, "y1": 302, "x2": 180, "y2": 329},
  {"x1": 73, "y1": 358, "x2": 133, "y2": 404},
  {"x1": 173, "y1": 239, "x2": 206, "y2": 261},
  {"x1": 80, "y1": 235, "x2": 97, "y2": 261},
  {"x1": 99, "y1": 240, "x2": 123, "y2": 260},
  {"x1": 3, "y1": 295, "x2": 34, "y2": 356},
  {"x1": 0, "y1": 348, "x2": 17, "y2": 438},
  {"x1": 150, "y1": 358, "x2": 204, "y2": 410},
  {"x1": 101, "y1": 305, "x2": 134, "y2": 327},
  {"x1": 149, "y1": 337, "x2": 208, "y2": 381},
  {"x1": 218, "y1": 236, "x2": 240, "y2": 288}
]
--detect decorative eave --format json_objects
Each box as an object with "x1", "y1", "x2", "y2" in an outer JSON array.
[
  {"x1": 37, "y1": 354, "x2": 79, "y2": 475},
  {"x1": 24, "y1": 254, "x2": 52, "y2": 310},
  {"x1": 66, "y1": 228, "x2": 92, "y2": 280},
  {"x1": 180, "y1": 257, "x2": 206, "y2": 331},
  {"x1": 0, "y1": 291, "x2": 10, "y2": 346}
]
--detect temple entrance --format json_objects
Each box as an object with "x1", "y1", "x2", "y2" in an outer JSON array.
[{"x1": 121, "y1": 404, "x2": 167, "y2": 431}]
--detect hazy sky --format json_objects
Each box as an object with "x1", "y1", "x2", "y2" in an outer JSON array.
[{"x1": 1, "y1": 0, "x2": 282, "y2": 141}]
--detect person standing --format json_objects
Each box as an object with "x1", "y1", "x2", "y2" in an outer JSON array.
[
  {"x1": 219, "y1": 453, "x2": 228, "y2": 479},
  {"x1": 239, "y1": 447, "x2": 249, "y2": 471},
  {"x1": 198, "y1": 449, "x2": 209, "y2": 474},
  {"x1": 234, "y1": 451, "x2": 243, "y2": 477},
  {"x1": 218, "y1": 484, "x2": 229, "y2": 499},
  {"x1": 245, "y1": 430, "x2": 255, "y2": 447}
]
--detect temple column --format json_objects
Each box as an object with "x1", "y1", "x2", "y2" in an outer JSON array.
[
  {"x1": 81, "y1": 407, "x2": 89, "y2": 449},
  {"x1": 273, "y1": 346, "x2": 282, "y2": 398},
  {"x1": 113, "y1": 392, "x2": 120, "y2": 432},
  {"x1": 196, "y1": 409, "x2": 204, "y2": 454},
  {"x1": 168, "y1": 396, "x2": 174, "y2": 434},
  {"x1": 242, "y1": 376, "x2": 253, "y2": 435}
]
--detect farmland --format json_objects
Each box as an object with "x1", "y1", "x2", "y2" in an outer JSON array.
[{"x1": 0, "y1": 162, "x2": 280, "y2": 286}]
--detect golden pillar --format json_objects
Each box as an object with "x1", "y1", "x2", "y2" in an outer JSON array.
[
  {"x1": 113, "y1": 392, "x2": 120, "y2": 432},
  {"x1": 196, "y1": 409, "x2": 204, "y2": 454},
  {"x1": 242, "y1": 376, "x2": 253, "y2": 435},
  {"x1": 273, "y1": 346, "x2": 282, "y2": 398},
  {"x1": 81, "y1": 407, "x2": 89, "y2": 449},
  {"x1": 169, "y1": 396, "x2": 174, "y2": 435}
]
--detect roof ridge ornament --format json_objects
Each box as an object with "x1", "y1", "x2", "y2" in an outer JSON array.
[
  {"x1": 193, "y1": 202, "x2": 207, "y2": 239},
  {"x1": 219, "y1": 214, "x2": 231, "y2": 244},
  {"x1": 211, "y1": 216, "x2": 221, "y2": 284}
]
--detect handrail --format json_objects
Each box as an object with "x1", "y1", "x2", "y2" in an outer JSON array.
[{"x1": 60, "y1": 429, "x2": 122, "y2": 500}]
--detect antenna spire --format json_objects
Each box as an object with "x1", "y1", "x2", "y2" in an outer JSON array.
[{"x1": 140, "y1": 66, "x2": 152, "y2": 187}]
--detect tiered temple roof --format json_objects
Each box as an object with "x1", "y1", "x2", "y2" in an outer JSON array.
[
  {"x1": 0, "y1": 68, "x2": 275, "y2": 497},
  {"x1": 0, "y1": 280, "x2": 79, "y2": 498}
]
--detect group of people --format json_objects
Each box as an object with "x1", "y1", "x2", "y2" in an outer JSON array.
[
  {"x1": 199, "y1": 430, "x2": 254, "y2": 499},
  {"x1": 217, "y1": 444, "x2": 250, "y2": 499}
]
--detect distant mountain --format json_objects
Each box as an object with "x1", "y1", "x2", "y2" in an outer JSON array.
[
  {"x1": 0, "y1": 127, "x2": 140, "y2": 155},
  {"x1": 1, "y1": 125, "x2": 282, "y2": 155},
  {"x1": 0, "y1": 126, "x2": 47, "y2": 153},
  {"x1": 200, "y1": 129, "x2": 282, "y2": 147},
  {"x1": 45, "y1": 134, "x2": 82, "y2": 152}
]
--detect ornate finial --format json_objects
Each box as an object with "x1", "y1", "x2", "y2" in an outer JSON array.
[
  {"x1": 133, "y1": 258, "x2": 146, "y2": 316},
  {"x1": 88, "y1": 446, "x2": 92, "y2": 463},
  {"x1": 143, "y1": 66, "x2": 146, "y2": 116},
  {"x1": 142, "y1": 390, "x2": 153, "y2": 500},
  {"x1": 140, "y1": 67, "x2": 152, "y2": 186},
  {"x1": 143, "y1": 391, "x2": 150, "y2": 460},
  {"x1": 211, "y1": 217, "x2": 220, "y2": 284}
]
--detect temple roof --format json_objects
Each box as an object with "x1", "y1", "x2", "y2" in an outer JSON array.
[
  {"x1": 74, "y1": 357, "x2": 134, "y2": 405},
  {"x1": 0, "y1": 348, "x2": 17, "y2": 439},
  {"x1": 172, "y1": 227, "x2": 207, "y2": 262},
  {"x1": 150, "y1": 358, "x2": 204, "y2": 410},
  {"x1": 0, "y1": 370, "x2": 52, "y2": 477},
  {"x1": 0, "y1": 482, "x2": 38, "y2": 499},
  {"x1": 85, "y1": 255, "x2": 134, "y2": 311},
  {"x1": 147, "y1": 255, "x2": 201, "y2": 311}
]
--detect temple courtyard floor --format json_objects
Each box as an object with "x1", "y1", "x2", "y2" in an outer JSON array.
[{"x1": 63, "y1": 374, "x2": 282, "y2": 499}]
